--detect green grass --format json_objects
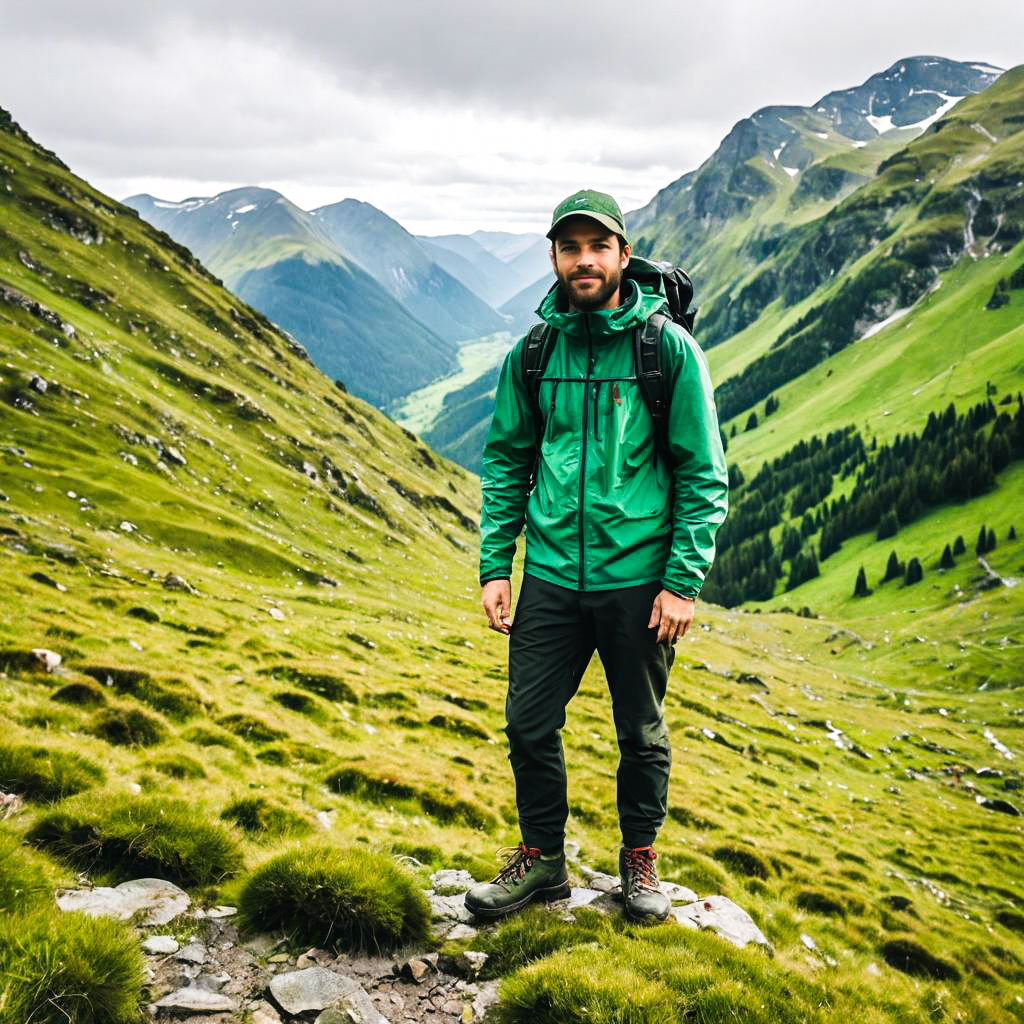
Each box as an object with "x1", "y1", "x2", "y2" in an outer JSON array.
[
  {"x1": 220, "y1": 796, "x2": 313, "y2": 840},
  {"x1": 0, "y1": 909, "x2": 145, "y2": 1024},
  {"x1": 0, "y1": 831, "x2": 53, "y2": 912},
  {"x1": 0, "y1": 743, "x2": 104, "y2": 802},
  {"x1": 237, "y1": 844, "x2": 431, "y2": 952},
  {"x1": 26, "y1": 794, "x2": 244, "y2": 887}
]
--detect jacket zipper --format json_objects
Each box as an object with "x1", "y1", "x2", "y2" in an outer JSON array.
[{"x1": 578, "y1": 318, "x2": 593, "y2": 590}]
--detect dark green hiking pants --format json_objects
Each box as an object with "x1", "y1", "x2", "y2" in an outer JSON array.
[{"x1": 505, "y1": 574, "x2": 673, "y2": 853}]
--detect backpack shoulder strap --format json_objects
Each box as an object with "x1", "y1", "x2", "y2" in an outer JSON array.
[
  {"x1": 633, "y1": 312, "x2": 672, "y2": 467},
  {"x1": 521, "y1": 323, "x2": 555, "y2": 424}
]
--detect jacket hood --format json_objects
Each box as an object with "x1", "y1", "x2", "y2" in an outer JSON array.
[{"x1": 536, "y1": 256, "x2": 668, "y2": 342}]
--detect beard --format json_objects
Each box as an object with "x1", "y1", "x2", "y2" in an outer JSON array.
[{"x1": 558, "y1": 265, "x2": 622, "y2": 311}]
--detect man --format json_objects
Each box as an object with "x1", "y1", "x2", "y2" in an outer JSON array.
[{"x1": 466, "y1": 190, "x2": 728, "y2": 923}]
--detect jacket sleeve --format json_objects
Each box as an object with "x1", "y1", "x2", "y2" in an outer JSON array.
[
  {"x1": 478, "y1": 339, "x2": 538, "y2": 585},
  {"x1": 660, "y1": 325, "x2": 729, "y2": 598}
]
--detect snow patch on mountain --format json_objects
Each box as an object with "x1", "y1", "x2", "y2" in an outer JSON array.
[{"x1": 866, "y1": 114, "x2": 895, "y2": 134}]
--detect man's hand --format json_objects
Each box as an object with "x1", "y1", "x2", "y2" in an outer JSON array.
[
  {"x1": 482, "y1": 579, "x2": 512, "y2": 634},
  {"x1": 648, "y1": 589, "x2": 694, "y2": 645}
]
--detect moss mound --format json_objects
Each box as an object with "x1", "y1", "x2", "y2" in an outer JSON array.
[
  {"x1": 259, "y1": 666, "x2": 359, "y2": 704},
  {"x1": 0, "y1": 743, "x2": 104, "y2": 802},
  {"x1": 238, "y1": 844, "x2": 430, "y2": 952},
  {"x1": 90, "y1": 706, "x2": 168, "y2": 747},
  {"x1": 794, "y1": 889, "x2": 847, "y2": 917},
  {"x1": 0, "y1": 909, "x2": 144, "y2": 1023},
  {"x1": 27, "y1": 794, "x2": 243, "y2": 887},
  {"x1": 82, "y1": 666, "x2": 202, "y2": 719},
  {"x1": 0, "y1": 833, "x2": 52, "y2": 912},
  {"x1": 217, "y1": 712, "x2": 287, "y2": 743},
  {"x1": 50, "y1": 682, "x2": 107, "y2": 707},
  {"x1": 221, "y1": 796, "x2": 313, "y2": 839},
  {"x1": 150, "y1": 753, "x2": 207, "y2": 779},
  {"x1": 712, "y1": 844, "x2": 770, "y2": 879},
  {"x1": 880, "y1": 937, "x2": 961, "y2": 980}
]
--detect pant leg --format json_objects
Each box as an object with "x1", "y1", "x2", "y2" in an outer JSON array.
[
  {"x1": 589, "y1": 582, "x2": 674, "y2": 848},
  {"x1": 506, "y1": 574, "x2": 595, "y2": 853}
]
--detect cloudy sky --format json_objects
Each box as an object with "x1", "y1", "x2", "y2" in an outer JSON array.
[{"x1": 1, "y1": 1, "x2": 1021, "y2": 234}]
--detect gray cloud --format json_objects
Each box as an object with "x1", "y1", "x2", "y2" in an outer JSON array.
[{"x1": 1, "y1": 0, "x2": 1021, "y2": 232}]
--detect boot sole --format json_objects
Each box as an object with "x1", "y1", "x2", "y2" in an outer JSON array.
[{"x1": 465, "y1": 880, "x2": 571, "y2": 920}]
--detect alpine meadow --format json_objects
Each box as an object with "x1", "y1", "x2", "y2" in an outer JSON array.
[{"x1": 1, "y1": 47, "x2": 1023, "y2": 1024}]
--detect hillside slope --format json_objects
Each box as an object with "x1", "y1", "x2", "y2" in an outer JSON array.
[
  {"x1": 2, "y1": 105, "x2": 1024, "y2": 1024},
  {"x1": 125, "y1": 188, "x2": 455, "y2": 408}
]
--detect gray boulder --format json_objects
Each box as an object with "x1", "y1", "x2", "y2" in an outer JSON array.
[{"x1": 56, "y1": 878, "x2": 189, "y2": 926}]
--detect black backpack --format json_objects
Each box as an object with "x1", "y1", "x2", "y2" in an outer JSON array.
[{"x1": 521, "y1": 258, "x2": 696, "y2": 469}]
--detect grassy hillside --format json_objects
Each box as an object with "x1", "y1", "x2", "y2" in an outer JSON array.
[{"x1": 2, "y1": 107, "x2": 1024, "y2": 1023}]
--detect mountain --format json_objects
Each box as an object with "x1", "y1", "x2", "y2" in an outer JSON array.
[
  {"x1": 2, "y1": 103, "x2": 1024, "y2": 1024},
  {"x1": 627, "y1": 56, "x2": 1003, "y2": 339},
  {"x1": 125, "y1": 187, "x2": 455, "y2": 408},
  {"x1": 310, "y1": 198, "x2": 506, "y2": 343},
  {"x1": 420, "y1": 231, "x2": 551, "y2": 308},
  {"x1": 500, "y1": 271, "x2": 554, "y2": 334}
]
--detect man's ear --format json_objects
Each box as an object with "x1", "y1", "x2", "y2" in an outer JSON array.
[
  {"x1": 549, "y1": 245, "x2": 557, "y2": 271},
  {"x1": 620, "y1": 242, "x2": 631, "y2": 269}
]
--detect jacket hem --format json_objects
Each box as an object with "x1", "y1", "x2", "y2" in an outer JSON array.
[{"x1": 524, "y1": 564, "x2": 664, "y2": 593}]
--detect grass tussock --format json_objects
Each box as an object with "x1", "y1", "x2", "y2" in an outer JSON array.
[
  {"x1": 90, "y1": 705, "x2": 168, "y2": 747},
  {"x1": 326, "y1": 765, "x2": 495, "y2": 829},
  {"x1": 0, "y1": 743, "x2": 104, "y2": 802},
  {"x1": 150, "y1": 753, "x2": 207, "y2": 779},
  {"x1": 258, "y1": 666, "x2": 359, "y2": 704},
  {"x1": 0, "y1": 833, "x2": 52, "y2": 912},
  {"x1": 50, "y1": 681, "x2": 108, "y2": 707},
  {"x1": 27, "y1": 794, "x2": 244, "y2": 887},
  {"x1": 217, "y1": 712, "x2": 287, "y2": 743},
  {"x1": 220, "y1": 796, "x2": 313, "y2": 840},
  {"x1": 238, "y1": 844, "x2": 430, "y2": 953},
  {"x1": 82, "y1": 666, "x2": 203, "y2": 719},
  {"x1": 0, "y1": 909, "x2": 144, "y2": 1024}
]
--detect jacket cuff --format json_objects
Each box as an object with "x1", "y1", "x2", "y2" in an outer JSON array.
[
  {"x1": 480, "y1": 573, "x2": 511, "y2": 587},
  {"x1": 662, "y1": 581, "x2": 699, "y2": 600}
]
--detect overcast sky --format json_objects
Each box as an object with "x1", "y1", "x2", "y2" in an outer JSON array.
[{"x1": 1, "y1": 1, "x2": 1021, "y2": 234}]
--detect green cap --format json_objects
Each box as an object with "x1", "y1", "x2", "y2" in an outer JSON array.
[{"x1": 547, "y1": 189, "x2": 628, "y2": 244}]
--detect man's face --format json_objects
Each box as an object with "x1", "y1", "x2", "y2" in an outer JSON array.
[{"x1": 550, "y1": 216, "x2": 631, "y2": 312}]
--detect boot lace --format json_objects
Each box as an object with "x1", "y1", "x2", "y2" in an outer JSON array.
[
  {"x1": 492, "y1": 842, "x2": 541, "y2": 888},
  {"x1": 624, "y1": 846, "x2": 660, "y2": 894}
]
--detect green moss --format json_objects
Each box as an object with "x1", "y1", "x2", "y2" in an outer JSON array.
[
  {"x1": 217, "y1": 713, "x2": 286, "y2": 743},
  {"x1": 81, "y1": 666, "x2": 202, "y2": 719},
  {"x1": 0, "y1": 908, "x2": 144, "y2": 1024},
  {"x1": 0, "y1": 743, "x2": 104, "y2": 802},
  {"x1": 0, "y1": 833, "x2": 52, "y2": 912},
  {"x1": 794, "y1": 889, "x2": 847, "y2": 917},
  {"x1": 50, "y1": 681, "x2": 107, "y2": 707},
  {"x1": 27, "y1": 794, "x2": 243, "y2": 887},
  {"x1": 220, "y1": 796, "x2": 312, "y2": 840},
  {"x1": 238, "y1": 844, "x2": 430, "y2": 952},
  {"x1": 258, "y1": 666, "x2": 359, "y2": 704},
  {"x1": 150, "y1": 753, "x2": 207, "y2": 780},
  {"x1": 712, "y1": 845, "x2": 770, "y2": 880},
  {"x1": 90, "y1": 706, "x2": 168, "y2": 747},
  {"x1": 880, "y1": 937, "x2": 961, "y2": 980}
]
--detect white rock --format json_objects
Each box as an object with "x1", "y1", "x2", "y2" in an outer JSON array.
[
  {"x1": 56, "y1": 878, "x2": 190, "y2": 926},
  {"x1": 176, "y1": 942, "x2": 207, "y2": 964},
  {"x1": 445, "y1": 923, "x2": 479, "y2": 941},
  {"x1": 800, "y1": 933, "x2": 818, "y2": 951},
  {"x1": 269, "y1": 966, "x2": 360, "y2": 1016},
  {"x1": 154, "y1": 986, "x2": 236, "y2": 1014},
  {"x1": 671, "y1": 895, "x2": 773, "y2": 953},
  {"x1": 430, "y1": 868, "x2": 476, "y2": 895},
  {"x1": 30, "y1": 648, "x2": 61, "y2": 672},
  {"x1": 588, "y1": 873, "x2": 621, "y2": 894},
  {"x1": 661, "y1": 880, "x2": 699, "y2": 903},
  {"x1": 567, "y1": 887, "x2": 603, "y2": 910},
  {"x1": 267, "y1": 607, "x2": 285, "y2": 620},
  {"x1": 203, "y1": 905, "x2": 237, "y2": 919},
  {"x1": 431, "y1": 892, "x2": 475, "y2": 923},
  {"x1": 142, "y1": 935, "x2": 179, "y2": 955}
]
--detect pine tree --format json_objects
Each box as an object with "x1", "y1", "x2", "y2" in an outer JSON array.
[
  {"x1": 1010, "y1": 525, "x2": 1018, "y2": 541},
  {"x1": 745, "y1": 411, "x2": 759, "y2": 432},
  {"x1": 953, "y1": 534, "x2": 966, "y2": 556},
  {"x1": 939, "y1": 544, "x2": 955, "y2": 569},
  {"x1": 877, "y1": 510, "x2": 899, "y2": 540},
  {"x1": 905, "y1": 557, "x2": 923, "y2": 585},
  {"x1": 882, "y1": 550, "x2": 903, "y2": 583},
  {"x1": 987, "y1": 527, "x2": 997, "y2": 552},
  {"x1": 976, "y1": 524, "x2": 988, "y2": 555},
  {"x1": 853, "y1": 567, "x2": 870, "y2": 598}
]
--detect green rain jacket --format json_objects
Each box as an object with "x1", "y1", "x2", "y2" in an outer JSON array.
[{"x1": 479, "y1": 260, "x2": 729, "y2": 598}]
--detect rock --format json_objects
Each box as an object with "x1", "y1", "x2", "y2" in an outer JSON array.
[
  {"x1": 456, "y1": 952, "x2": 488, "y2": 979},
  {"x1": 402, "y1": 957, "x2": 434, "y2": 983},
  {"x1": 154, "y1": 986, "x2": 236, "y2": 1015},
  {"x1": 162, "y1": 572, "x2": 198, "y2": 595},
  {"x1": 268, "y1": 607, "x2": 285, "y2": 620},
  {"x1": 588, "y1": 873, "x2": 621, "y2": 894},
  {"x1": 470, "y1": 980, "x2": 500, "y2": 1021},
  {"x1": 29, "y1": 374, "x2": 48, "y2": 394},
  {"x1": 269, "y1": 966, "x2": 362, "y2": 1017},
  {"x1": 976, "y1": 796, "x2": 1020, "y2": 815},
  {"x1": 56, "y1": 878, "x2": 189, "y2": 926},
  {"x1": 661, "y1": 880, "x2": 699, "y2": 903},
  {"x1": 30, "y1": 648, "x2": 61, "y2": 672},
  {"x1": 445, "y1": 923, "x2": 478, "y2": 941},
  {"x1": 800, "y1": 933, "x2": 818, "y2": 951},
  {"x1": 203, "y1": 905, "x2": 238, "y2": 919},
  {"x1": 431, "y1": 892, "x2": 475, "y2": 923},
  {"x1": 162, "y1": 445, "x2": 187, "y2": 466},
  {"x1": 176, "y1": 942, "x2": 207, "y2": 964},
  {"x1": 566, "y1": 887, "x2": 603, "y2": 910},
  {"x1": 142, "y1": 935, "x2": 180, "y2": 955},
  {"x1": 195, "y1": 971, "x2": 231, "y2": 992},
  {"x1": 295, "y1": 948, "x2": 329, "y2": 969},
  {"x1": 564, "y1": 839, "x2": 582, "y2": 861},
  {"x1": 430, "y1": 868, "x2": 477, "y2": 895},
  {"x1": 671, "y1": 895, "x2": 773, "y2": 953},
  {"x1": 249, "y1": 1003, "x2": 283, "y2": 1024}
]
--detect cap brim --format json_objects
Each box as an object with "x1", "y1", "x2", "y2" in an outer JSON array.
[{"x1": 546, "y1": 211, "x2": 628, "y2": 244}]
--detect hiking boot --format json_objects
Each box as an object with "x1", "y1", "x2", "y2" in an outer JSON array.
[
  {"x1": 464, "y1": 843, "x2": 570, "y2": 920},
  {"x1": 619, "y1": 845, "x2": 671, "y2": 923}
]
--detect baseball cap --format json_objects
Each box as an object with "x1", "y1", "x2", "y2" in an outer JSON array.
[{"x1": 546, "y1": 189, "x2": 629, "y2": 244}]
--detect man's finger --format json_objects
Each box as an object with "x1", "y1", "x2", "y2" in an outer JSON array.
[{"x1": 647, "y1": 597, "x2": 661, "y2": 630}]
